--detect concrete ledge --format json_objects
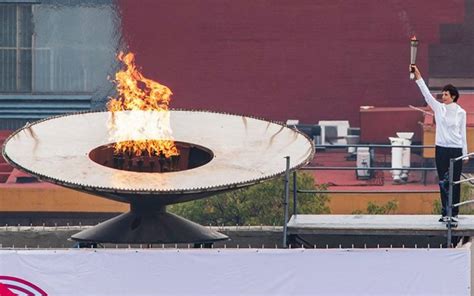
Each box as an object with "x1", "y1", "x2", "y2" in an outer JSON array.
[{"x1": 288, "y1": 214, "x2": 474, "y2": 236}]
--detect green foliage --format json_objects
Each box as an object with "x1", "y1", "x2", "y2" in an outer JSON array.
[
  {"x1": 169, "y1": 172, "x2": 330, "y2": 226},
  {"x1": 432, "y1": 183, "x2": 474, "y2": 214},
  {"x1": 352, "y1": 200, "x2": 399, "y2": 215},
  {"x1": 432, "y1": 196, "x2": 441, "y2": 214}
]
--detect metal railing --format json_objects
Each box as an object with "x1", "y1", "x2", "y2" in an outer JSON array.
[
  {"x1": 446, "y1": 152, "x2": 474, "y2": 247},
  {"x1": 294, "y1": 143, "x2": 436, "y2": 210},
  {"x1": 281, "y1": 143, "x2": 447, "y2": 248}
]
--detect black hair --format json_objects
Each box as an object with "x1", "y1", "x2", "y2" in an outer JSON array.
[{"x1": 442, "y1": 84, "x2": 460, "y2": 102}]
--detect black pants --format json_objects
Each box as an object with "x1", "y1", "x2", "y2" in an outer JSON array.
[{"x1": 435, "y1": 146, "x2": 463, "y2": 216}]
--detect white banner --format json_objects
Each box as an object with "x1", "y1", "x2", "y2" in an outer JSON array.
[{"x1": 0, "y1": 248, "x2": 470, "y2": 295}]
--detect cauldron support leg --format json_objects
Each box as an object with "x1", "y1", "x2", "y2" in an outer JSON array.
[{"x1": 71, "y1": 202, "x2": 228, "y2": 244}]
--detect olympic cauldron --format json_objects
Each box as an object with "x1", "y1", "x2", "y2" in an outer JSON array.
[{"x1": 2, "y1": 110, "x2": 314, "y2": 244}]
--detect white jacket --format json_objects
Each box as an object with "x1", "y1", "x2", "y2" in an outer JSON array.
[{"x1": 416, "y1": 78, "x2": 467, "y2": 156}]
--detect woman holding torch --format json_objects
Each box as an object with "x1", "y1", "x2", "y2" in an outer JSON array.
[{"x1": 411, "y1": 65, "x2": 468, "y2": 223}]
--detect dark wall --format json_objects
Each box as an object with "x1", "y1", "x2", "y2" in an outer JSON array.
[
  {"x1": 118, "y1": 0, "x2": 465, "y2": 125},
  {"x1": 429, "y1": 0, "x2": 474, "y2": 82},
  {"x1": 0, "y1": 228, "x2": 449, "y2": 249}
]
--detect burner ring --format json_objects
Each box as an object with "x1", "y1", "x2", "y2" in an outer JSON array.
[{"x1": 89, "y1": 141, "x2": 214, "y2": 173}]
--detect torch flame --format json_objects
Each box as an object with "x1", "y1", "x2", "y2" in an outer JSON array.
[
  {"x1": 107, "y1": 52, "x2": 179, "y2": 158},
  {"x1": 411, "y1": 35, "x2": 417, "y2": 40}
]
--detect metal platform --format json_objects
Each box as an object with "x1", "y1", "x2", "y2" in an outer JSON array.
[{"x1": 287, "y1": 215, "x2": 474, "y2": 236}]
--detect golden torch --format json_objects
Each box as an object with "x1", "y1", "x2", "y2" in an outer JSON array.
[{"x1": 410, "y1": 35, "x2": 419, "y2": 80}]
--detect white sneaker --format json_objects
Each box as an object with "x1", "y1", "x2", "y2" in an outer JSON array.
[{"x1": 440, "y1": 216, "x2": 458, "y2": 223}]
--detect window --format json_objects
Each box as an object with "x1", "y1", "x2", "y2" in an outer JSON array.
[
  {"x1": 0, "y1": 4, "x2": 33, "y2": 92},
  {"x1": 0, "y1": 2, "x2": 118, "y2": 95}
]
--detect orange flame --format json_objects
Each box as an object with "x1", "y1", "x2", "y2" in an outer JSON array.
[{"x1": 107, "y1": 52, "x2": 179, "y2": 158}]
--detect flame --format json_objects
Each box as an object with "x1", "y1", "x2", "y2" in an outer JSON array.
[
  {"x1": 411, "y1": 35, "x2": 417, "y2": 40},
  {"x1": 107, "y1": 52, "x2": 179, "y2": 158}
]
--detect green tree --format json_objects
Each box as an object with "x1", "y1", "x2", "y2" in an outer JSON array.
[
  {"x1": 352, "y1": 200, "x2": 399, "y2": 215},
  {"x1": 169, "y1": 172, "x2": 329, "y2": 226}
]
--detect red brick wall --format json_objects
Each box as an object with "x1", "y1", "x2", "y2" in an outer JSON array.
[{"x1": 118, "y1": 0, "x2": 465, "y2": 125}]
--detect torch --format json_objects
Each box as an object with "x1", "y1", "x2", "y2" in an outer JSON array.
[{"x1": 410, "y1": 35, "x2": 419, "y2": 80}]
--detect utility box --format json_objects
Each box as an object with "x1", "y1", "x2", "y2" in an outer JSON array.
[{"x1": 356, "y1": 147, "x2": 372, "y2": 180}]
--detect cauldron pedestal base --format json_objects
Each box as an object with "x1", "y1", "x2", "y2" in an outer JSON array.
[{"x1": 70, "y1": 204, "x2": 228, "y2": 244}]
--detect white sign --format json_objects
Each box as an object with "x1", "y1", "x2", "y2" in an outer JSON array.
[{"x1": 0, "y1": 248, "x2": 470, "y2": 295}]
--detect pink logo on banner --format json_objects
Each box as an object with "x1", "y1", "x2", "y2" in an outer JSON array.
[{"x1": 0, "y1": 276, "x2": 47, "y2": 296}]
